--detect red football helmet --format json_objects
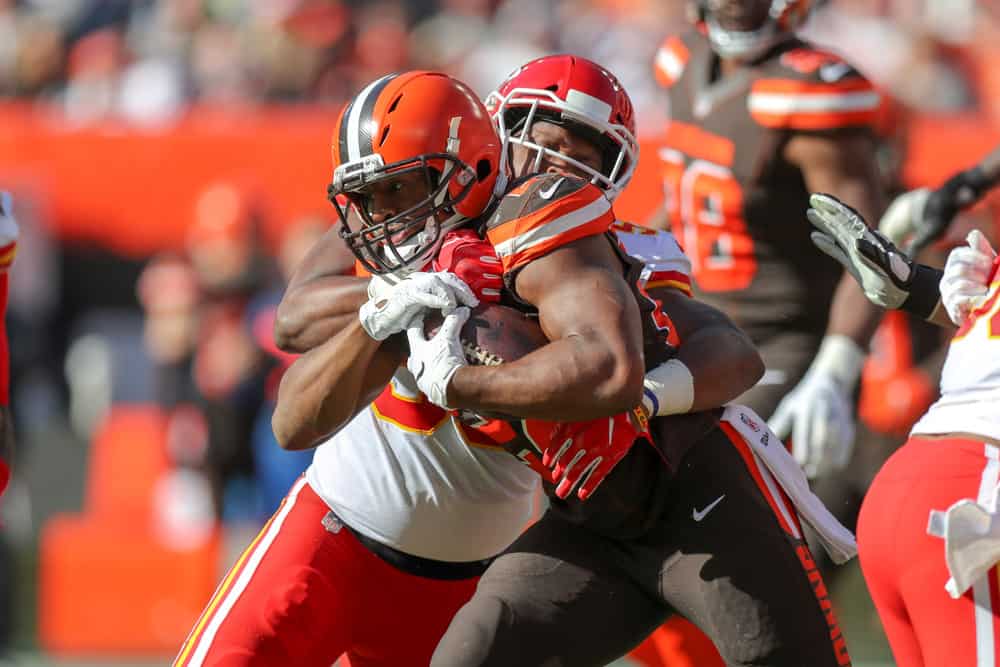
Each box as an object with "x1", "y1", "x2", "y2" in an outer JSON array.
[
  {"x1": 693, "y1": 0, "x2": 814, "y2": 61},
  {"x1": 328, "y1": 71, "x2": 504, "y2": 275},
  {"x1": 485, "y1": 55, "x2": 638, "y2": 201}
]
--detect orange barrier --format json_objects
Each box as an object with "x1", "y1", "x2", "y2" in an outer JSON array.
[
  {"x1": 0, "y1": 105, "x2": 338, "y2": 256},
  {"x1": 38, "y1": 405, "x2": 221, "y2": 656},
  {"x1": 0, "y1": 105, "x2": 997, "y2": 257}
]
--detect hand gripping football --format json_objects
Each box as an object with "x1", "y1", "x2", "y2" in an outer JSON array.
[{"x1": 424, "y1": 303, "x2": 549, "y2": 366}]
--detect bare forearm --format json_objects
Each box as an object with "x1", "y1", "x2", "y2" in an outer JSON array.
[
  {"x1": 275, "y1": 276, "x2": 368, "y2": 353},
  {"x1": 677, "y1": 324, "x2": 763, "y2": 410},
  {"x1": 273, "y1": 321, "x2": 396, "y2": 450},
  {"x1": 826, "y1": 273, "x2": 883, "y2": 346},
  {"x1": 447, "y1": 334, "x2": 642, "y2": 421},
  {"x1": 647, "y1": 288, "x2": 763, "y2": 411}
]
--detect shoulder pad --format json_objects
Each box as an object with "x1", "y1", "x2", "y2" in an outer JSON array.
[
  {"x1": 654, "y1": 34, "x2": 692, "y2": 89},
  {"x1": 750, "y1": 44, "x2": 881, "y2": 131},
  {"x1": 611, "y1": 222, "x2": 692, "y2": 296},
  {"x1": 485, "y1": 175, "x2": 613, "y2": 274}
]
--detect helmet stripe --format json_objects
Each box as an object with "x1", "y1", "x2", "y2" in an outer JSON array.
[{"x1": 344, "y1": 73, "x2": 396, "y2": 161}]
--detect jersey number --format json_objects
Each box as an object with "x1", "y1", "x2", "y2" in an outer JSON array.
[{"x1": 659, "y1": 147, "x2": 757, "y2": 292}]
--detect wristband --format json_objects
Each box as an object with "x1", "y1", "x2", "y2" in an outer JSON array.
[
  {"x1": 641, "y1": 358, "x2": 694, "y2": 416},
  {"x1": 900, "y1": 264, "x2": 945, "y2": 321}
]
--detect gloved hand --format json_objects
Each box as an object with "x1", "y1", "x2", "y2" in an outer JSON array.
[
  {"x1": 432, "y1": 229, "x2": 503, "y2": 303},
  {"x1": 359, "y1": 271, "x2": 477, "y2": 341},
  {"x1": 768, "y1": 335, "x2": 865, "y2": 479},
  {"x1": 928, "y1": 499, "x2": 1000, "y2": 598},
  {"x1": 406, "y1": 307, "x2": 470, "y2": 409},
  {"x1": 877, "y1": 187, "x2": 930, "y2": 247},
  {"x1": 940, "y1": 230, "x2": 997, "y2": 326},
  {"x1": 529, "y1": 408, "x2": 651, "y2": 501},
  {"x1": 809, "y1": 193, "x2": 943, "y2": 320},
  {"x1": 906, "y1": 166, "x2": 993, "y2": 256}
]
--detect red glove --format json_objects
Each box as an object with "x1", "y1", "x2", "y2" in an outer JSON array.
[
  {"x1": 432, "y1": 229, "x2": 503, "y2": 303},
  {"x1": 525, "y1": 408, "x2": 652, "y2": 501}
]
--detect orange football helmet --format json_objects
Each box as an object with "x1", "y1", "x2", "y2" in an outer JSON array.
[{"x1": 328, "y1": 71, "x2": 504, "y2": 275}]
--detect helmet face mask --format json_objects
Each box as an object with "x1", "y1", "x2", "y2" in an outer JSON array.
[
  {"x1": 329, "y1": 152, "x2": 475, "y2": 275},
  {"x1": 328, "y1": 71, "x2": 503, "y2": 276},
  {"x1": 697, "y1": 0, "x2": 813, "y2": 61},
  {"x1": 493, "y1": 91, "x2": 633, "y2": 194},
  {"x1": 486, "y1": 56, "x2": 638, "y2": 201}
]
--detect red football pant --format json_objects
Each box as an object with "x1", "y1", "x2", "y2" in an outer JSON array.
[
  {"x1": 174, "y1": 478, "x2": 480, "y2": 667},
  {"x1": 858, "y1": 436, "x2": 1000, "y2": 667}
]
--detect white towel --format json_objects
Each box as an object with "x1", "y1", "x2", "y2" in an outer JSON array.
[{"x1": 722, "y1": 404, "x2": 858, "y2": 564}]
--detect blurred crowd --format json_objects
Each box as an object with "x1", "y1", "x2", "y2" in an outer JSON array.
[{"x1": 2, "y1": 0, "x2": 1000, "y2": 129}]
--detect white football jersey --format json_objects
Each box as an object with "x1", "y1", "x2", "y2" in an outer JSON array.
[
  {"x1": 306, "y1": 368, "x2": 538, "y2": 563},
  {"x1": 611, "y1": 221, "x2": 693, "y2": 294},
  {"x1": 912, "y1": 260, "x2": 1000, "y2": 442},
  {"x1": 305, "y1": 223, "x2": 691, "y2": 562}
]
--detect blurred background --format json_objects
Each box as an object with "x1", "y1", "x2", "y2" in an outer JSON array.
[{"x1": 0, "y1": 0, "x2": 998, "y2": 665}]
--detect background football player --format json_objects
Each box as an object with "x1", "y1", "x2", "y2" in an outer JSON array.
[
  {"x1": 651, "y1": 0, "x2": 886, "y2": 480},
  {"x1": 808, "y1": 186, "x2": 1000, "y2": 667}
]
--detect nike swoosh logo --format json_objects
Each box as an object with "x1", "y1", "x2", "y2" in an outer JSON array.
[
  {"x1": 692, "y1": 495, "x2": 725, "y2": 522},
  {"x1": 413, "y1": 362, "x2": 425, "y2": 381},
  {"x1": 538, "y1": 178, "x2": 564, "y2": 200}
]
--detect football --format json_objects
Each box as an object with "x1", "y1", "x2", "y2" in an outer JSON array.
[{"x1": 424, "y1": 303, "x2": 549, "y2": 366}]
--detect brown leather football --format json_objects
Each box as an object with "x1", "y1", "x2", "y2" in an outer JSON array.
[{"x1": 424, "y1": 303, "x2": 549, "y2": 366}]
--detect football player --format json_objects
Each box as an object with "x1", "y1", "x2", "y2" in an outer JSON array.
[
  {"x1": 651, "y1": 0, "x2": 887, "y2": 480},
  {"x1": 808, "y1": 190, "x2": 1000, "y2": 667},
  {"x1": 403, "y1": 63, "x2": 855, "y2": 664},
  {"x1": 175, "y1": 70, "x2": 763, "y2": 667}
]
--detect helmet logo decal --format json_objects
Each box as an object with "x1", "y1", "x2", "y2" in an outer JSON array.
[
  {"x1": 342, "y1": 73, "x2": 395, "y2": 161},
  {"x1": 446, "y1": 116, "x2": 463, "y2": 155},
  {"x1": 564, "y1": 89, "x2": 613, "y2": 123}
]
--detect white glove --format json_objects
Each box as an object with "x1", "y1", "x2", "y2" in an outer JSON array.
[
  {"x1": 940, "y1": 230, "x2": 996, "y2": 326},
  {"x1": 768, "y1": 335, "x2": 865, "y2": 479},
  {"x1": 406, "y1": 307, "x2": 470, "y2": 409},
  {"x1": 928, "y1": 499, "x2": 1000, "y2": 598},
  {"x1": 877, "y1": 188, "x2": 930, "y2": 246},
  {"x1": 359, "y1": 271, "x2": 477, "y2": 341}
]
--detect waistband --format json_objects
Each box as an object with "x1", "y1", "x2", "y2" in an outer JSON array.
[{"x1": 327, "y1": 511, "x2": 494, "y2": 581}]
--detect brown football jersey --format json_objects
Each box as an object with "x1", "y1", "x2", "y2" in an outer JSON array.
[
  {"x1": 476, "y1": 174, "x2": 721, "y2": 533},
  {"x1": 481, "y1": 173, "x2": 681, "y2": 374},
  {"x1": 654, "y1": 31, "x2": 882, "y2": 343}
]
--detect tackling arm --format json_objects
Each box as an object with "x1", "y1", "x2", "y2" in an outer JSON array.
[
  {"x1": 444, "y1": 234, "x2": 645, "y2": 421},
  {"x1": 272, "y1": 322, "x2": 404, "y2": 450},
  {"x1": 647, "y1": 288, "x2": 764, "y2": 413},
  {"x1": 274, "y1": 225, "x2": 364, "y2": 353}
]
